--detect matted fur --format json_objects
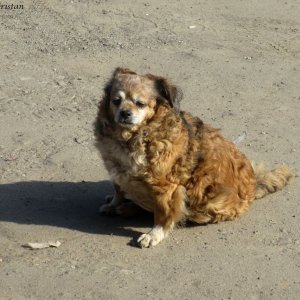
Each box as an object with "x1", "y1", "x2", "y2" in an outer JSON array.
[{"x1": 94, "y1": 67, "x2": 294, "y2": 247}]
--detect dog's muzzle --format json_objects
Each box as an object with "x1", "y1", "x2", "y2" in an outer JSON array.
[{"x1": 118, "y1": 109, "x2": 134, "y2": 124}]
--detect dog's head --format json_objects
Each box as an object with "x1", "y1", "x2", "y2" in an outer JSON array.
[{"x1": 101, "y1": 67, "x2": 182, "y2": 129}]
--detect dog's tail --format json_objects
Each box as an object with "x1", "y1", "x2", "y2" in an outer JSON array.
[{"x1": 253, "y1": 163, "x2": 294, "y2": 199}]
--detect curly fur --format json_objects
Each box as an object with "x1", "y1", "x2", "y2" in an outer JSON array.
[{"x1": 94, "y1": 67, "x2": 294, "y2": 247}]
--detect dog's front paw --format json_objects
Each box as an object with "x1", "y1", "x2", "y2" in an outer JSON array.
[
  {"x1": 99, "y1": 203, "x2": 117, "y2": 215},
  {"x1": 104, "y1": 194, "x2": 114, "y2": 204},
  {"x1": 99, "y1": 194, "x2": 119, "y2": 215},
  {"x1": 137, "y1": 226, "x2": 165, "y2": 248}
]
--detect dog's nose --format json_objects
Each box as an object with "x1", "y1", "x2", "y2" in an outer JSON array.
[{"x1": 120, "y1": 110, "x2": 132, "y2": 119}]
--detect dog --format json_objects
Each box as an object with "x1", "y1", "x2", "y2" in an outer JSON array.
[{"x1": 94, "y1": 67, "x2": 293, "y2": 248}]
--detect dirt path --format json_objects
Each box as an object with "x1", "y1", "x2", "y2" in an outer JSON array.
[{"x1": 0, "y1": 1, "x2": 299, "y2": 299}]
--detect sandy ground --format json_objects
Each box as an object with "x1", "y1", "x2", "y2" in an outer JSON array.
[{"x1": 0, "y1": 0, "x2": 299, "y2": 299}]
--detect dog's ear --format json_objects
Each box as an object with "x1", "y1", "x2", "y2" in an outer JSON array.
[
  {"x1": 150, "y1": 75, "x2": 182, "y2": 112},
  {"x1": 102, "y1": 76, "x2": 114, "y2": 112}
]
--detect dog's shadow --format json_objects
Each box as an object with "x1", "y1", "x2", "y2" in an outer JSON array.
[{"x1": 0, "y1": 180, "x2": 153, "y2": 242}]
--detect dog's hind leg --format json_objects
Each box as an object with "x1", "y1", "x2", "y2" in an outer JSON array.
[{"x1": 188, "y1": 187, "x2": 253, "y2": 224}]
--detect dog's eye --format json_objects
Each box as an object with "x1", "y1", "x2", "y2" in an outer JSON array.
[
  {"x1": 112, "y1": 98, "x2": 122, "y2": 106},
  {"x1": 136, "y1": 101, "x2": 146, "y2": 108}
]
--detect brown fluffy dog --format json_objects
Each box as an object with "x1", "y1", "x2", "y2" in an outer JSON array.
[{"x1": 94, "y1": 67, "x2": 293, "y2": 248}]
